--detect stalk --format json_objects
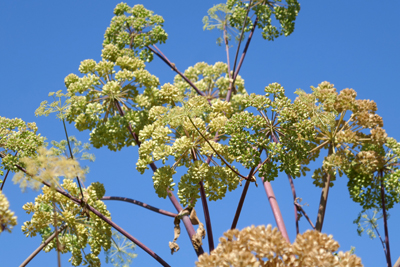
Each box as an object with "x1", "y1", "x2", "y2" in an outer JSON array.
[
  {"x1": 271, "y1": 133, "x2": 300, "y2": 234},
  {"x1": 315, "y1": 144, "x2": 333, "y2": 232},
  {"x1": 261, "y1": 178, "x2": 290, "y2": 243},
  {"x1": 380, "y1": 171, "x2": 392, "y2": 267},
  {"x1": 101, "y1": 196, "x2": 177, "y2": 217},
  {"x1": 231, "y1": 180, "x2": 251, "y2": 230}
]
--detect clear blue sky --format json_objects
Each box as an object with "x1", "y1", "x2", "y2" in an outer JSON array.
[{"x1": 1, "y1": 1, "x2": 399, "y2": 266}]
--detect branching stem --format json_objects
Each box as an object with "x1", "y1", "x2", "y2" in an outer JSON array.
[{"x1": 101, "y1": 196, "x2": 177, "y2": 217}]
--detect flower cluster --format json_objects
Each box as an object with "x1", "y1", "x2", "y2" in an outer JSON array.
[
  {"x1": 226, "y1": 0, "x2": 301, "y2": 41},
  {"x1": 0, "y1": 191, "x2": 17, "y2": 234},
  {"x1": 0, "y1": 116, "x2": 44, "y2": 175},
  {"x1": 21, "y1": 179, "x2": 111, "y2": 266},
  {"x1": 196, "y1": 225, "x2": 363, "y2": 267},
  {"x1": 104, "y1": 3, "x2": 167, "y2": 62},
  {"x1": 294, "y1": 82, "x2": 387, "y2": 187}
]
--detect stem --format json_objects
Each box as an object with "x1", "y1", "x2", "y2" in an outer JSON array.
[
  {"x1": 231, "y1": 17, "x2": 258, "y2": 86},
  {"x1": 101, "y1": 196, "x2": 178, "y2": 217},
  {"x1": 146, "y1": 45, "x2": 205, "y2": 97},
  {"x1": 261, "y1": 177, "x2": 290, "y2": 243},
  {"x1": 271, "y1": 132, "x2": 300, "y2": 235},
  {"x1": 294, "y1": 201, "x2": 315, "y2": 229},
  {"x1": 194, "y1": 154, "x2": 215, "y2": 252},
  {"x1": 370, "y1": 215, "x2": 388, "y2": 260},
  {"x1": 20, "y1": 225, "x2": 67, "y2": 267},
  {"x1": 199, "y1": 180, "x2": 214, "y2": 251},
  {"x1": 288, "y1": 174, "x2": 299, "y2": 234},
  {"x1": 315, "y1": 144, "x2": 333, "y2": 232},
  {"x1": 0, "y1": 151, "x2": 18, "y2": 191},
  {"x1": 231, "y1": 180, "x2": 251, "y2": 230},
  {"x1": 114, "y1": 100, "x2": 204, "y2": 256},
  {"x1": 223, "y1": 24, "x2": 231, "y2": 81},
  {"x1": 230, "y1": 0, "x2": 252, "y2": 83},
  {"x1": 380, "y1": 171, "x2": 392, "y2": 267}
]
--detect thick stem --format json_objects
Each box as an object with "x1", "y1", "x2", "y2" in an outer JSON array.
[
  {"x1": 261, "y1": 178, "x2": 290, "y2": 243},
  {"x1": 287, "y1": 174, "x2": 299, "y2": 234},
  {"x1": 315, "y1": 144, "x2": 333, "y2": 232},
  {"x1": 114, "y1": 100, "x2": 204, "y2": 256},
  {"x1": 199, "y1": 180, "x2": 214, "y2": 251},
  {"x1": 231, "y1": 180, "x2": 251, "y2": 230},
  {"x1": 101, "y1": 196, "x2": 177, "y2": 217},
  {"x1": 380, "y1": 171, "x2": 392, "y2": 267},
  {"x1": 271, "y1": 133, "x2": 299, "y2": 235},
  {"x1": 192, "y1": 150, "x2": 214, "y2": 252},
  {"x1": 20, "y1": 225, "x2": 67, "y2": 267}
]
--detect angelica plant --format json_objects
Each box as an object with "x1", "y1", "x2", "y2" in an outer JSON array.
[{"x1": 3, "y1": 1, "x2": 399, "y2": 267}]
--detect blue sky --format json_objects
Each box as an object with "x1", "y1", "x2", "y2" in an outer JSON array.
[{"x1": 1, "y1": 1, "x2": 399, "y2": 266}]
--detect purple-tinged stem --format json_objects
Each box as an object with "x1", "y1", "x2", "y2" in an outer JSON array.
[
  {"x1": 231, "y1": 180, "x2": 251, "y2": 230},
  {"x1": 315, "y1": 145, "x2": 333, "y2": 232},
  {"x1": 261, "y1": 178, "x2": 290, "y2": 243},
  {"x1": 231, "y1": 163, "x2": 258, "y2": 230},
  {"x1": 146, "y1": 45, "x2": 205, "y2": 97},
  {"x1": 199, "y1": 180, "x2": 214, "y2": 252},
  {"x1": 271, "y1": 133, "x2": 299, "y2": 235},
  {"x1": 192, "y1": 150, "x2": 214, "y2": 252},
  {"x1": 380, "y1": 171, "x2": 392, "y2": 267},
  {"x1": 0, "y1": 151, "x2": 18, "y2": 191},
  {"x1": 223, "y1": 24, "x2": 231, "y2": 80},
  {"x1": 294, "y1": 201, "x2": 315, "y2": 229},
  {"x1": 288, "y1": 174, "x2": 299, "y2": 234},
  {"x1": 230, "y1": 0, "x2": 253, "y2": 82},
  {"x1": 102, "y1": 196, "x2": 178, "y2": 217},
  {"x1": 232, "y1": 17, "x2": 258, "y2": 85},
  {"x1": 114, "y1": 100, "x2": 204, "y2": 256},
  {"x1": 20, "y1": 225, "x2": 67, "y2": 267}
]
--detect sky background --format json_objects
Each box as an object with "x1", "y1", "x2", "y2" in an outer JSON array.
[{"x1": 1, "y1": 1, "x2": 399, "y2": 266}]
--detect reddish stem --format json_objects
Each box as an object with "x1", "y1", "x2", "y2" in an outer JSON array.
[
  {"x1": 146, "y1": 45, "x2": 205, "y2": 97},
  {"x1": 271, "y1": 133, "x2": 299, "y2": 235},
  {"x1": 231, "y1": 180, "x2": 251, "y2": 230},
  {"x1": 261, "y1": 178, "x2": 290, "y2": 243},
  {"x1": 380, "y1": 171, "x2": 392, "y2": 267},
  {"x1": 102, "y1": 196, "x2": 177, "y2": 217}
]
